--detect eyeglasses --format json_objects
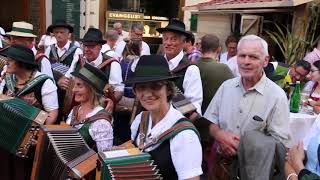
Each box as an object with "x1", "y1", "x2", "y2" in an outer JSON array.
[
  {"x1": 294, "y1": 67, "x2": 309, "y2": 78},
  {"x1": 134, "y1": 81, "x2": 168, "y2": 91}
]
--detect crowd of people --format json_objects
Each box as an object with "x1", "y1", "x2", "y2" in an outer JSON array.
[{"x1": 0, "y1": 18, "x2": 320, "y2": 180}]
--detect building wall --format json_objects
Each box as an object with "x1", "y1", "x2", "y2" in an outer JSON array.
[
  {"x1": 183, "y1": 0, "x2": 208, "y2": 31},
  {"x1": 197, "y1": 13, "x2": 232, "y2": 47}
]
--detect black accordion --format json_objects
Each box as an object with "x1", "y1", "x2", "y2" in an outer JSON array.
[
  {"x1": 0, "y1": 96, "x2": 47, "y2": 157},
  {"x1": 32, "y1": 125, "x2": 98, "y2": 180}
]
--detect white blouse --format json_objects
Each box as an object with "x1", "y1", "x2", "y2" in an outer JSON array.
[
  {"x1": 66, "y1": 106, "x2": 113, "y2": 152},
  {"x1": 131, "y1": 104, "x2": 203, "y2": 180}
]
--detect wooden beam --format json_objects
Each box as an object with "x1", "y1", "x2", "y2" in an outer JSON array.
[
  {"x1": 39, "y1": 0, "x2": 46, "y2": 35},
  {"x1": 99, "y1": 0, "x2": 107, "y2": 35},
  {"x1": 179, "y1": 0, "x2": 186, "y2": 21}
]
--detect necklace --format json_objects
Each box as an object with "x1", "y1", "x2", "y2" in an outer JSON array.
[{"x1": 15, "y1": 71, "x2": 35, "y2": 86}]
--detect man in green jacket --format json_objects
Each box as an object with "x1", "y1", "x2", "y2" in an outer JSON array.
[
  {"x1": 197, "y1": 34, "x2": 234, "y2": 177},
  {"x1": 198, "y1": 34, "x2": 234, "y2": 113}
]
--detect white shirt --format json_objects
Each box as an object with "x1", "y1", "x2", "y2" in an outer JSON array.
[
  {"x1": 38, "y1": 35, "x2": 56, "y2": 49},
  {"x1": 220, "y1": 52, "x2": 228, "y2": 64},
  {"x1": 0, "y1": 71, "x2": 59, "y2": 112},
  {"x1": 31, "y1": 46, "x2": 37, "y2": 56},
  {"x1": 45, "y1": 41, "x2": 83, "y2": 78},
  {"x1": 86, "y1": 53, "x2": 124, "y2": 92},
  {"x1": 225, "y1": 55, "x2": 240, "y2": 77},
  {"x1": 101, "y1": 44, "x2": 111, "y2": 53},
  {"x1": 166, "y1": 50, "x2": 203, "y2": 115},
  {"x1": 115, "y1": 40, "x2": 150, "y2": 58},
  {"x1": 117, "y1": 30, "x2": 129, "y2": 42},
  {"x1": 204, "y1": 74, "x2": 292, "y2": 147},
  {"x1": 66, "y1": 105, "x2": 113, "y2": 152},
  {"x1": 131, "y1": 105, "x2": 203, "y2": 179}
]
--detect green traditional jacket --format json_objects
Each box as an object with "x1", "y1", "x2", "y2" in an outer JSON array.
[{"x1": 298, "y1": 169, "x2": 320, "y2": 180}]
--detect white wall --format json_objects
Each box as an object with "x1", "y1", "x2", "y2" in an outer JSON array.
[
  {"x1": 46, "y1": 0, "x2": 52, "y2": 28},
  {"x1": 183, "y1": 0, "x2": 208, "y2": 31},
  {"x1": 197, "y1": 13, "x2": 232, "y2": 48}
]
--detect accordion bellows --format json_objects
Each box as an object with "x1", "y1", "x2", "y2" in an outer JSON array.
[
  {"x1": 32, "y1": 126, "x2": 98, "y2": 180},
  {"x1": 0, "y1": 96, "x2": 47, "y2": 157},
  {"x1": 98, "y1": 149, "x2": 163, "y2": 180}
]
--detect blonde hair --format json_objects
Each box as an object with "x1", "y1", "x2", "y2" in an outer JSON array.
[{"x1": 83, "y1": 81, "x2": 104, "y2": 107}]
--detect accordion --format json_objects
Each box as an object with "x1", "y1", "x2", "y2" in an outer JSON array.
[
  {"x1": 0, "y1": 95, "x2": 47, "y2": 157},
  {"x1": 32, "y1": 125, "x2": 98, "y2": 180},
  {"x1": 51, "y1": 62, "x2": 70, "y2": 80},
  {"x1": 172, "y1": 86, "x2": 197, "y2": 115},
  {"x1": 98, "y1": 148, "x2": 163, "y2": 180},
  {"x1": 0, "y1": 54, "x2": 6, "y2": 72}
]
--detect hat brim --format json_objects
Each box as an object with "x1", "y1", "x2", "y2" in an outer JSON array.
[
  {"x1": 123, "y1": 75, "x2": 180, "y2": 85},
  {"x1": 156, "y1": 27, "x2": 192, "y2": 38},
  {"x1": 80, "y1": 39, "x2": 106, "y2": 44},
  {"x1": 0, "y1": 52, "x2": 38, "y2": 66},
  {"x1": 48, "y1": 24, "x2": 74, "y2": 33},
  {"x1": 71, "y1": 71, "x2": 104, "y2": 94},
  {"x1": 6, "y1": 31, "x2": 37, "y2": 38}
]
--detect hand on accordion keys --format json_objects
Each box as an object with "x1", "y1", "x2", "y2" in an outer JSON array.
[{"x1": 57, "y1": 76, "x2": 70, "y2": 90}]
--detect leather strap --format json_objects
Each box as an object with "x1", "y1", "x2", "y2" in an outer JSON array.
[
  {"x1": 141, "y1": 120, "x2": 197, "y2": 150},
  {"x1": 138, "y1": 111, "x2": 149, "y2": 149},
  {"x1": 35, "y1": 53, "x2": 48, "y2": 62},
  {"x1": 171, "y1": 59, "x2": 194, "y2": 74},
  {"x1": 97, "y1": 58, "x2": 119, "y2": 70},
  {"x1": 70, "y1": 105, "x2": 112, "y2": 126}
]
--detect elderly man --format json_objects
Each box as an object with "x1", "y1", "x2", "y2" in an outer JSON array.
[
  {"x1": 204, "y1": 35, "x2": 291, "y2": 179},
  {"x1": 5, "y1": 21, "x2": 53, "y2": 78},
  {"x1": 101, "y1": 30, "x2": 119, "y2": 53},
  {"x1": 156, "y1": 19, "x2": 203, "y2": 119},
  {"x1": 115, "y1": 23, "x2": 150, "y2": 58},
  {"x1": 78, "y1": 28, "x2": 123, "y2": 104},
  {"x1": 44, "y1": 20, "x2": 82, "y2": 89},
  {"x1": 113, "y1": 22, "x2": 129, "y2": 42}
]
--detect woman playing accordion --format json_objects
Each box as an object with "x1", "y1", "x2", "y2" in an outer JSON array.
[
  {"x1": 0, "y1": 44, "x2": 58, "y2": 124},
  {"x1": 0, "y1": 44, "x2": 58, "y2": 180},
  {"x1": 66, "y1": 63, "x2": 114, "y2": 152},
  {"x1": 126, "y1": 55, "x2": 203, "y2": 180}
]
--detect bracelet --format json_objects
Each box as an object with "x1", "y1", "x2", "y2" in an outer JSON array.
[{"x1": 287, "y1": 173, "x2": 298, "y2": 180}]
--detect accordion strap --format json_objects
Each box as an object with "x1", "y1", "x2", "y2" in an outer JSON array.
[
  {"x1": 138, "y1": 114, "x2": 200, "y2": 150},
  {"x1": 70, "y1": 105, "x2": 112, "y2": 126},
  {"x1": 97, "y1": 58, "x2": 119, "y2": 70},
  {"x1": 138, "y1": 111, "x2": 149, "y2": 149},
  {"x1": 35, "y1": 53, "x2": 48, "y2": 62}
]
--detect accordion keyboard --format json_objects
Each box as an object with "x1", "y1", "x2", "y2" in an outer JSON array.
[{"x1": 32, "y1": 127, "x2": 97, "y2": 180}]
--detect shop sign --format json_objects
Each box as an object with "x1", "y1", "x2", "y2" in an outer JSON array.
[{"x1": 106, "y1": 11, "x2": 144, "y2": 20}]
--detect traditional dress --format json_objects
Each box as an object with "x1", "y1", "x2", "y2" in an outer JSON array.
[
  {"x1": 66, "y1": 105, "x2": 113, "y2": 152},
  {"x1": 131, "y1": 105, "x2": 203, "y2": 180}
]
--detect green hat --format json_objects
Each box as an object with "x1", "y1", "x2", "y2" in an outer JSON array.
[
  {"x1": 124, "y1": 55, "x2": 179, "y2": 84},
  {"x1": 0, "y1": 44, "x2": 37, "y2": 66},
  {"x1": 71, "y1": 63, "x2": 108, "y2": 94}
]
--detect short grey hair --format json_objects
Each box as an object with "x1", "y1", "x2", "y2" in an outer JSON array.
[
  {"x1": 238, "y1": 35, "x2": 269, "y2": 56},
  {"x1": 105, "y1": 30, "x2": 119, "y2": 40},
  {"x1": 131, "y1": 23, "x2": 144, "y2": 31},
  {"x1": 113, "y1": 22, "x2": 122, "y2": 29}
]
